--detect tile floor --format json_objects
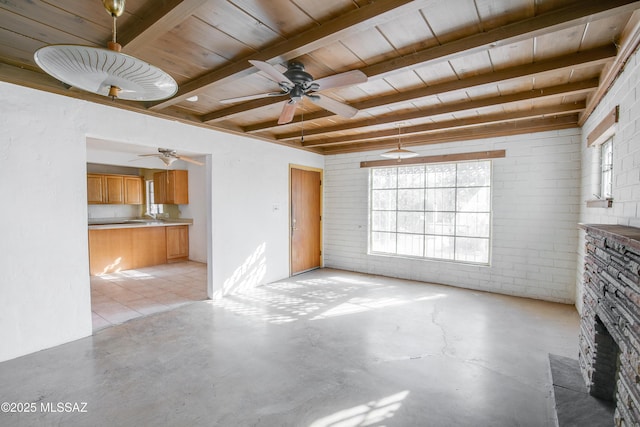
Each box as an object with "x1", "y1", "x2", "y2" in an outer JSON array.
[{"x1": 90, "y1": 261, "x2": 207, "y2": 331}]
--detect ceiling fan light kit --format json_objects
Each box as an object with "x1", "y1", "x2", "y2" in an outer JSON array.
[
  {"x1": 33, "y1": 0, "x2": 177, "y2": 102},
  {"x1": 221, "y1": 60, "x2": 367, "y2": 124},
  {"x1": 137, "y1": 148, "x2": 204, "y2": 166}
]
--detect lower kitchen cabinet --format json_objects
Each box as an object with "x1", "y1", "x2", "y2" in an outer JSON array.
[
  {"x1": 88, "y1": 225, "x2": 189, "y2": 275},
  {"x1": 166, "y1": 225, "x2": 189, "y2": 261}
]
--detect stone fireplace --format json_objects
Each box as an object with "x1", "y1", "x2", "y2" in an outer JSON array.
[{"x1": 579, "y1": 224, "x2": 640, "y2": 426}]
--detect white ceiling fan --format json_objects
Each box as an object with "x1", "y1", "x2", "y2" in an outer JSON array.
[
  {"x1": 137, "y1": 148, "x2": 203, "y2": 166},
  {"x1": 221, "y1": 60, "x2": 367, "y2": 124}
]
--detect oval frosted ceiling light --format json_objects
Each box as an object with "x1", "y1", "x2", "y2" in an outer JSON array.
[
  {"x1": 381, "y1": 123, "x2": 418, "y2": 160},
  {"x1": 33, "y1": 0, "x2": 177, "y2": 102},
  {"x1": 34, "y1": 45, "x2": 178, "y2": 101}
]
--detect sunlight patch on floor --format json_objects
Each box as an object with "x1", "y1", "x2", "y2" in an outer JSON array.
[
  {"x1": 309, "y1": 390, "x2": 410, "y2": 427},
  {"x1": 208, "y1": 272, "x2": 447, "y2": 324}
]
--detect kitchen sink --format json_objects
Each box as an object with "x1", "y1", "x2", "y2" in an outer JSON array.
[
  {"x1": 124, "y1": 219, "x2": 165, "y2": 224},
  {"x1": 89, "y1": 218, "x2": 166, "y2": 226}
]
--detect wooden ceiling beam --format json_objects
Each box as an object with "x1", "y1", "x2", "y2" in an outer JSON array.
[
  {"x1": 303, "y1": 103, "x2": 586, "y2": 147},
  {"x1": 118, "y1": 0, "x2": 209, "y2": 53},
  {"x1": 276, "y1": 79, "x2": 598, "y2": 141},
  {"x1": 245, "y1": 45, "x2": 615, "y2": 133},
  {"x1": 149, "y1": 0, "x2": 420, "y2": 110},
  {"x1": 320, "y1": 115, "x2": 579, "y2": 155},
  {"x1": 205, "y1": 0, "x2": 638, "y2": 123}
]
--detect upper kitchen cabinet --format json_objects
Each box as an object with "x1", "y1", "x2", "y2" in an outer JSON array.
[
  {"x1": 87, "y1": 174, "x2": 143, "y2": 205},
  {"x1": 87, "y1": 174, "x2": 104, "y2": 204},
  {"x1": 123, "y1": 176, "x2": 143, "y2": 204},
  {"x1": 153, "y1": 170, "x2": 188, "y2": 204},
  {"x1": 104, "y1": 175, "x2": 124, "y2": 204}
]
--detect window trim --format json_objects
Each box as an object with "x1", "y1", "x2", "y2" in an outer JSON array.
[
  {"x1": 145, "y1": 179, "x2": 164, "y2": 216},
  {"x1": 586, "y1": 107, "x2": 617, "y2": 209}
]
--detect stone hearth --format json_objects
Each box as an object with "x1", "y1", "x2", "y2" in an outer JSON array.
[{"x1": 579, "y1": 224, "x2": 640, "y2": 426}]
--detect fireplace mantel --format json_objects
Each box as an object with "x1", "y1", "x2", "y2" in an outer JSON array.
[
  {"x1": 580, "y1": 223, "x2": 640, "y2": 252},
  {"x1": 578, "y1": 223, "x2": 640, "y2": 426}
]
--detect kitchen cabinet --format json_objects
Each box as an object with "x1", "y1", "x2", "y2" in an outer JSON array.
[
  {"x1": 88, "y1": 227, "x2": 167, "y2": 275},
  {"x1": 88, "y1": 224, "x2": 190, "y2": 275},
  {"x1": 153, "y1": 170, "x2": 188, "y2": 204},
  {"x1": 87, "y1": 173, "x2": 143, "y2": 205},
  {"x1": 104, "y1": 175, "x2": 124, "y2": 204},
  {"x1": 166, "y1": 225, "x2": 189, "y2": 261},
  {"x1": 87, "y1": 174, "x2": 104, "y2": 204},
  {"x1": 124, "y1": 176, "x2": 143, "y2": 204}
]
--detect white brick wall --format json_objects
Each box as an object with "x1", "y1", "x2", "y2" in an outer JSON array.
[
  {"x1": 325, "y1": 129, "x2": 582, "y2": 303},
  {"x1": 577, "y1": 45, "x2": 640, "y2": 313}
]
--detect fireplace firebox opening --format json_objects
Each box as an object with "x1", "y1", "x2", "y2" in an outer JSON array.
[{"x1": 590, "y1": 316, "x2": 621, "y2": 402}]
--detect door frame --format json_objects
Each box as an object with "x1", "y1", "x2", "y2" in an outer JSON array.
[{"x1": 289, "y1": 164, "x2": 324, "y2": 276}]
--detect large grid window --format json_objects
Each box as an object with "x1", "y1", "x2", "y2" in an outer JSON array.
[{"x1": 369, "y1": 160, "x2": 491, "y2": 264}]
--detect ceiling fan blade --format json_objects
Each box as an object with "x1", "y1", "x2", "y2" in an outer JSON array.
[
  {"x1": 312, "y1": 70, "x2": 367, "y2": 91},
  {"x1": 249, "y1": 60, "x2": 293, "y2": 85},
  {"x1": 137, "y1": 154, "x2": 162, "y2": 157},
  {"x1": 177, "y1": 155, "x2": 204, "y2": 166},
  {"x1": 306, "y1": 95, "x2": 358, "y2": 118},
  {"x1": 220, "y1": 91, "x2": 285, "y2": 104},
  {"x1": 278, "y1": 100, "x2": 298, "y2": 124}
]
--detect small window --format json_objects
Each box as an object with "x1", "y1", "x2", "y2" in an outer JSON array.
[
  {"x1": 600, "y1": 138, "x2": 613, "y2": 199},
  {"x1": 145, "y1": 179, "x2": 163, "y2": 216}
]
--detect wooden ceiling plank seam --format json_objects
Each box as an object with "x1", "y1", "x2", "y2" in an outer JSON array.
[
  {"x1": 274, "y1": 77, "x2": 598, "y2": 140},
  {"x1": 207, "y1": 1, "x2": 636, "y2": 123},
  {"x1": 0, "y1": 7, "x2": 97, "y2": 46},
  {"x1": 148, "y1": 0, "x2": 421, "y2": 110},
  {"x1": 302, "y1": 102, "x2": 586, "y2": 147},
  {"x1": 319, "y1": 115, "x2": 579, "y2": 154},
  {"x1": 244, "y1": 45, "x2": 615, "y2": 132},
  {"x1": 118, "y1": 0, "x2": 210, "y2": 53},
  {"x1": 0, "y1": 2, "x2": 110, "y2": 45},
  {"x1": 196, "y1": 2, "x2": 285, "y2": 51}
]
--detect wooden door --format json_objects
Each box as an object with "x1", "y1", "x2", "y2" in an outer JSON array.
[{"x1": 291, "y1": 167, "x2": 322, "y2": 275}]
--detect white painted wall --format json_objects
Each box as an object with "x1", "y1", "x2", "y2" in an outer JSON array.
[
  {"x1": 0, "y1": 81, "x2": 323, "y2": 362},
  {"x1": 577, "y1": 46, "x2": 640, "y2": 314},
  {"x1": 324, "y1": 129, "x2": 581, "y2": 303}
]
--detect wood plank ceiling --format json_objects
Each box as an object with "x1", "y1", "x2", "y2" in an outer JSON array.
[{"x1": 1, "y1": 0, "x2": 639, "y2": 155}]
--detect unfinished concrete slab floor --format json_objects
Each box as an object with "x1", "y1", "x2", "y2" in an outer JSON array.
[{"x1": 0, "y1": 268, "x2": 579, "y2": 427}]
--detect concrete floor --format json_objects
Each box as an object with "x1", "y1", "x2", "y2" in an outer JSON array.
[{"x1": 0, "y1": 268, "x2": 579, "y2": 427}]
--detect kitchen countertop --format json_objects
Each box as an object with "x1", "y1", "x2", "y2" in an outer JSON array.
[{"x1": 88, "y1": 218, "x2": 193, "y2": 230}]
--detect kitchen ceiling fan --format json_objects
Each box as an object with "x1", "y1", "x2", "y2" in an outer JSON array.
[
  {"x1": 137, "y1": 148, "x2": 203, "y2": 166},
  {"x1": 220, "y1": 60, "x2": 368, "y2": 124}
]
